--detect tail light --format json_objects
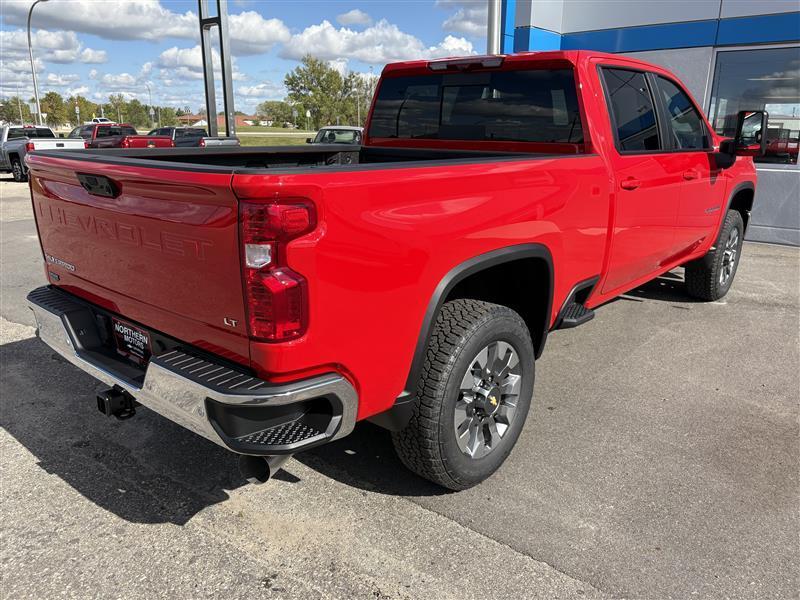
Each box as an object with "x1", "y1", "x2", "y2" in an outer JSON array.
[
  {"x1": 239, "y1": 199, "x2": 316, "y2": 341},
  {"x1": 25, "y1": 142, "x2": 35, "y2": 152},
  {"x1": 199, "y1": 137, "x2": 206, "y2": 147},
  {"x1": 121, "y1": 138, "x2": 130, "y2": 148},
  {"x1": 83, "y1": 141, "x2": 89, "y2": 149}
]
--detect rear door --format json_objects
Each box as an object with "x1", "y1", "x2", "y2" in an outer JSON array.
[
  {"x1": 651, "y1": 75, "x2": 722, "y2": 257},
  {"x1": 598, "y1": 67, "x2": 683, "y2": 294},
  {"x1": 28, "y1": 155, "x2": 250, "y2": 364}
]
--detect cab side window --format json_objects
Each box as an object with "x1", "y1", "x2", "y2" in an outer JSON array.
[
  {"x1": 655, "y1": 77, "x2": 709, "y2": 150},
  {"x1": 601, "y1": 68, "x2": 661, "y2": 152}
]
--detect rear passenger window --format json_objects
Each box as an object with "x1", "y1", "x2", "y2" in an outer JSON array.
[
  {"x1": 602, "y1": 68, "x2": 660, "y2": 152},
  {"x1": 655, "y1": 77, "x2": 709, "y2": 150}
]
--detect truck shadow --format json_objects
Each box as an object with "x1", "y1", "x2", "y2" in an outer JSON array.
[
  {"x1": 1, "y1": 336, "x2": 247, "y2": 526},
  {"x1": 1, "y1": 336, "x2": 445, "y2": 527},
  {"x1": 619, "y1": 270, "x2": 703, "y2": 304},
  {"x1": 299, "y1": 422, "x2": 448, "y2": 497}
]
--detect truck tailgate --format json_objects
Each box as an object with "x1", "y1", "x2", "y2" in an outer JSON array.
[{"x1": 28, "y1": 154, "x2": 250, "y2": 365}]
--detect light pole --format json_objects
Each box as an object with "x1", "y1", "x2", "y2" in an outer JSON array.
[
  {"x1": 145, "y1": 82, "x2": 155, "y2": 128},
  {"x1": 16, "y1": 84, "x2": 24, "y2": 124},
  {"x1": 27, "y1": 0, "x2": 50, "y2": 126}
]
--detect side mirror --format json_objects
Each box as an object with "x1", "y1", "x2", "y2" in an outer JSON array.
[
  {"x1": 734, "y1": 110, "x2": 768, "y2": 157},
  {"x1": 305, "y1": 137, "x2": 312, "y2": 143},
  {"x1": 714, "y1": 110, "x2": 768, "y2": 169}
]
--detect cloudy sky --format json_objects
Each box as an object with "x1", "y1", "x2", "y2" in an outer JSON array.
[{"x1": 1, "y1": 0, "x2": 488, "y2": 113}]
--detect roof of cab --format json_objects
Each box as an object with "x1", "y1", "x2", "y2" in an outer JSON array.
[{"x1": 381, "y1": 50, "x2": 667, "y2": 76}]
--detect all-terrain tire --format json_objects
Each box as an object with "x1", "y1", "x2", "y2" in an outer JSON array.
[
  {"x1": 11, "y1": 157, "x2": 27, "y2": 183},
  {"x1": 391, "y1": 299, "x2": 535, "y2": 490},
  {"x1": 685, "y1": 209, "x2": 744, "y2": 301}
]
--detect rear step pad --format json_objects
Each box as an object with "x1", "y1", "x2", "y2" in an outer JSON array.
[{"x1": 558, "y1": 302, "x2": 595, "y2": 329}]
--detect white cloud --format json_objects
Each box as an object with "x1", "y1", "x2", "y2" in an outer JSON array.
[
  {"x1": 2, "y1": 1, "x2": 289, "y2": 55},
  {"x1": 79, "y1": 48, "x2": 108, "y2": 64},
  {"x1": 0, "y1": 29, "x2": 107, "y2": 65},
  {"x1": 227, "y1": 11, "x2": 290, "y2": 54},
  {"x1": 280, "y1": 19, "x2": 474, "y2": 65},
  {"x1": 438, "y1": 0, "x2": 487, "y2": 38},
  {"x1": 158, "y1": 45, "x2": 246, "y2": 82},
  {"x1": 66, "y1": 85, "x2": 90, "y2": 97},
  {"x1": 2, "y1": 0, "x2": 197, "y2": 42},
  {"x1": 98, "y1": 72, "x2": 138, "y2": 89},
  {"x1": 237, "y1": 81, "x2": 285, "y2": 99},
  {"x1": 44, "y1": 73, "x2": 80, "y2": 86},
  {"x1": 337, "y1": 9, "x2": 372, "y2": 27}
]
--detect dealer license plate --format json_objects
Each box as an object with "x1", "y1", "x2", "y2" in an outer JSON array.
[{"x1": 112, "y1": 317, "x2": 152, "y2": 365}]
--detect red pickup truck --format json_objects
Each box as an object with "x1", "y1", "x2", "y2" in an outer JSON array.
[
  {"x1": 68, "y1": 123, "x2": 174, "y2": 149},
  {"x1": 27, "y1": 51, "x2": 761, "y2": 490}
]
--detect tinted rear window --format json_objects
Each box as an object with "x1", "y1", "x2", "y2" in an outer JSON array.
[
  {"x1": 96, "y1": 126, "x2": 137, "y2": 137},
  {"x1": 368, "y1": 69, "x2": 583, "y2": 143},
  {"x1": 314, "y1": 129, "x2": 361, "y2": 143},
  {"x1": 7, "y1": 127, "x2": 54, "y2": 139}
]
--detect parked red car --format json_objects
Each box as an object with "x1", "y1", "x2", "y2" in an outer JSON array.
[{"x1": 27, "y1": 51, "x2": 760, "y2": 490}]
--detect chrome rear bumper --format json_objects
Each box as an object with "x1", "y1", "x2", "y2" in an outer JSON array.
[{"x1": 27, "y1": 286, "x2": 357, "y2": 455}]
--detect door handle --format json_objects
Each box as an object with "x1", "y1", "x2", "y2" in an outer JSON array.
[
  {"x1": 683, "y1": 169, "x2": 700, "y2": 180},
  {"x1": 620, "y1": 178, "x2": 641, "y2": 191}
]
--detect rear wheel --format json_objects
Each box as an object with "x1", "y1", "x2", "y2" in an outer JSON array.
[
  {"x1": 11, "y1": 157, "x2": 26, "y2": 183},
  {"x1": 392, "y1": 299, "x2": 534, "y2": 490},
  {"x1": 685, "y1": 210, "x2": 744, "y2": 301}
]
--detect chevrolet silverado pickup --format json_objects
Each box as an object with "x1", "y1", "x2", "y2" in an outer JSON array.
[
  {"x1": 0, "y1": 125, "x2": 85, "y2": 182},
  {"x1": 69, "y1": 123, "x2": 135, "y2": 147},
  {"x1": 25, "y1": 51, "x2": 762, "y2": 490}
]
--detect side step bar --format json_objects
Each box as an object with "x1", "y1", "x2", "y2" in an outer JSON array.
[
  {"x1": 554, "y1": 276, "x2": 599, "y2": 330},
  {"x1": 557, "y1": 302, "x2": 595, "y2": 329}
]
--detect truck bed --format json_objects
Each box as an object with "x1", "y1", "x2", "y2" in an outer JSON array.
[{"x1": 33, "y1": 144, "x2": 558, "y2": 173}]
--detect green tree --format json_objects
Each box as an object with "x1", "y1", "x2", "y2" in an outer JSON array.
[
  {"x1": 125, "y1": 98, "x2": 151, "y2": 128},
  {"x1": 107, "y1": 94, "x2": 127, "y2": 123},
  {"x1": 284, "y1": 56, "x2": 358, "y2": 129},
  {"x1": 255, "y1": 100, "x2": 293, "y2": 126},
  {"x1": 0, "y1": 96, "x2": 32, "y2": 124},
  {"x1": 66, "y1": 95, "x2": 99, "y2": 125},
  {"x1": 159, "y1": 106, "x2": 178, "y2": 126},
  {"x1": 40, "y1": 91, "x2": 67, "y2": 128}
]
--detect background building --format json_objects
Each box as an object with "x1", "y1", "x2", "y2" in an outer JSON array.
[{"x1": 502, "y1": 1, "x2": 799, "y2": 245}]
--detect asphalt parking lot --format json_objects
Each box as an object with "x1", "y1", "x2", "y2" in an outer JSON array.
[{"x1": 1, "y1": 175, "x2": 798, "y2": 599}]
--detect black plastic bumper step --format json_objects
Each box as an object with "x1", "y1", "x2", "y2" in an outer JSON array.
[{"x1": 558, "y1": 302, "x2": 595, "y2": 329}]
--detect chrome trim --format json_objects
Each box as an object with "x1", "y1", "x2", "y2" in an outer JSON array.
[{"x1": 28, "y1": 290, "x2": 358, "y2": 451}]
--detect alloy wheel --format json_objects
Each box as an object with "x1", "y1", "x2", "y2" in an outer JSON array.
[
  {"x1": 720, "y1": 227, "x2": 740, "y2": 286},
  {"x1": 453, "y1": 341, "x2": 522, "y2": 459}
]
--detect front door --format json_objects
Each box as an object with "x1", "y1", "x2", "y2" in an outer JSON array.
[{"x1": 652, "y1": 75, "x2": 725, "y2": 258}]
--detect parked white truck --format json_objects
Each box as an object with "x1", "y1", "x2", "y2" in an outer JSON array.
[{"x1": 0, "y1": 125, "x2": 85, "y2": 182}]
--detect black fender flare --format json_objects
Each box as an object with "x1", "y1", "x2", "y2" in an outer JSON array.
[
  {"x1": 369, "y1": 243, "x2": 553, "y2": 431},
  {"x1": 723, "y1": 180, "x2": 755, "y2": 230}
]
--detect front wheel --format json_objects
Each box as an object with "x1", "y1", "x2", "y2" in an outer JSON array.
[
  {"x1": 392, "y1": 299, "x2": 535, "y2": 490},
  {"x1": 11, "y1": 158, "x2": 27, "y2": 183},
  {"x1": 685, "y1": 209, "x2": 744, "y2": 301}
]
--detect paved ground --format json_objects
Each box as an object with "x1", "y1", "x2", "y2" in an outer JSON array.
[{"x1": 1, "y1": 175, "x2": 798, "y2": 599}]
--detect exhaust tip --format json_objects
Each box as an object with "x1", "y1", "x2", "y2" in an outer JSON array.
[{"x1": 238, "y1": 454, "x2": 291, "y2": 485}]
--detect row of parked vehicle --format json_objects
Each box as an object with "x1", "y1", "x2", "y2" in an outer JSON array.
[
  {"x1": 2, "y1": 122, "x2": 368, "y2": 183},
  {"x1": 0, "y1": 123, "x2": 241, "y2": 182}
]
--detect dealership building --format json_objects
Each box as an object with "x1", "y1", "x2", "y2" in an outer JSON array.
[{"x1": 499, "y1": 1, "x2": 799, "y2": 245}]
